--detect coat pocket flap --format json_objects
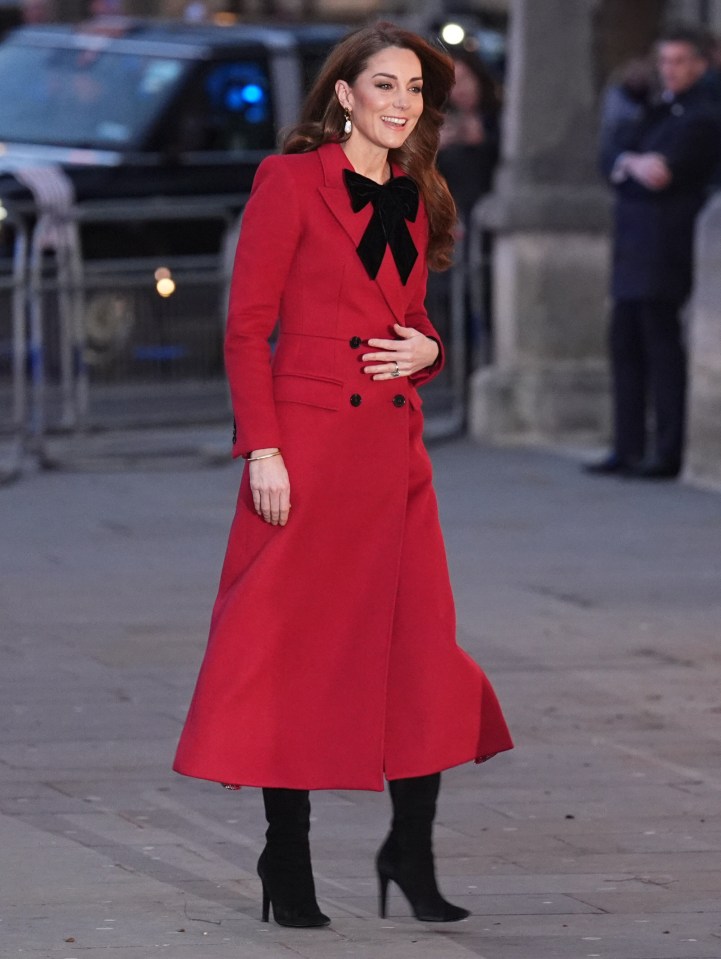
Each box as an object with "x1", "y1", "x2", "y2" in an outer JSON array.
[{"x1": 273, "y1": 372, "x2": 343, "y2": 411}]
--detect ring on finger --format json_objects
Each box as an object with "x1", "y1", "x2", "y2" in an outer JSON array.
[{"x1": 391, "y1": 361, "x2": 401, "y2": 378}]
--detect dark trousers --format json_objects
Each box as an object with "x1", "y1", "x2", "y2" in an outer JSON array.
[{"x1": 609, "y1": 298, "x2": 687, "y2": 467}]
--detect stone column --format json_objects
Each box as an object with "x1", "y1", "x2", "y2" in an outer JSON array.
[
  {"x1": 686, "y1": 194, "x2": 721, "y2": 485},
  {"x1": 468, "y1": 0, "x2": 612, "y2": 444}
]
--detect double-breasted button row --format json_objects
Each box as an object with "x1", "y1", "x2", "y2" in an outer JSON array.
[{"x1": 349, "y1": 393, "x2": 407, "y2": 408}]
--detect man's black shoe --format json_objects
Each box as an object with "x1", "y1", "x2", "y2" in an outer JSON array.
[
  {"x1": 583, "y1": 454, "x2": 635, "y2": 476},
  {"x1": 628, "y1": 458, "x2": 681, "y2": 480}
]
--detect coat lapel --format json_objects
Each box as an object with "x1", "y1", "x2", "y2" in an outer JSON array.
[
  {"x1": 318, "y1": 142, "x2": 371, "y2": 253},
  {"x1": 317, "y1": 143, "x2": 425, "y2": 326}
]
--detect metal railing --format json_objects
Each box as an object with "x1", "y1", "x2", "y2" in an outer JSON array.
[
  {"x1": 1, "y1": 178, "x2": 478, "y2": 478},
  {"x1": 422, "y1": 217, "x2": 493, "y2": 440},
  {"x1": 0, "y1": 187, "x2": 245, "y2": 472},
  {"x1": 0, "y1": 207, "x2": 29, "y2": 483}
]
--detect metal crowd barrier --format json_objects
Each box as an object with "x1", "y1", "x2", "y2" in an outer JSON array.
[
  {"x1": 0, "y1": 207, "x2": 29, "y2": 483},
  {"x1": 421, "y1": 216, "x2": 492, "y2": 440},
  {"x1": 465, "y1": 214, "x2": 494, "y2": 370},
  {"x1": 0, "y1": 189, "x2": 245, "y2": 472},
  {"x1": 0, "y1": 179, "x2": 476, "y2": 478},
  {"x1": 63, "y1": 194, "x2": 242, "y2": 437},
  {"x1": 423, "y1": 238, "x2": 466, "y2": 439}
]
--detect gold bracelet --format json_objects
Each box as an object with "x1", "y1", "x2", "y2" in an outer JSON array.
[{"x1": 246, "y1": 450, "x2": 281, "y2": 462}]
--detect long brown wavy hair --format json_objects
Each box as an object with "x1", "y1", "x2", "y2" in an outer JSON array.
[{"x1": 283, "y1": 22, "x2": 456, "y2": 271}]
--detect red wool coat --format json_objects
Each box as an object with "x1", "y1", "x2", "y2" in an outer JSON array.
[{"x1": 173, "y1": 141, "x2": 512, "y2": 790}]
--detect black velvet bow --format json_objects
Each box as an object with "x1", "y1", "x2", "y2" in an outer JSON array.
[{"x1": 343, "y1": 169, "x2": 419, "y2": 286}]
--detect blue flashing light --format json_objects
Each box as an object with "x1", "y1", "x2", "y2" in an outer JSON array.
[
  {"x1": 225, "y1": 83, "x2": 266, "y2": 112},
  {"x1": 241, "y1": 83, "x2": 264, "y2": 104}
]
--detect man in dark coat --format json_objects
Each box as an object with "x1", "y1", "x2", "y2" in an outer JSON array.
[{"x1": 588, "y1": 26, "x2": 721, "y2": 479}]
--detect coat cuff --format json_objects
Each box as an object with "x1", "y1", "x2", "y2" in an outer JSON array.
[{"x1": 231, "y1": 417, "x2": 282, "y2": 460}]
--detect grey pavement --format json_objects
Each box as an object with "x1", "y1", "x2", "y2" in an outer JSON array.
[{"x1": 2, "y1": 434, "x2": 721, "y2": 959}]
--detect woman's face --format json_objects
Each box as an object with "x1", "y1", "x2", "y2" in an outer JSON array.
[
  {"x1": 449, "y1": 60, "x2": 481, "y2": 113},
  {"x1": 336, "y1": 46, "x2": 424, "y2": 153}
]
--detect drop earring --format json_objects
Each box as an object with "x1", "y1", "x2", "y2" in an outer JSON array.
[{"x1": 343, "y1": 109, "x2": 352, "y2": 135}]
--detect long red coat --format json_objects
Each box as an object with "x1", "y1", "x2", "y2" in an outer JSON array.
[{"x1": 173, "y1": 142, "x2": 512, "y2": 790}]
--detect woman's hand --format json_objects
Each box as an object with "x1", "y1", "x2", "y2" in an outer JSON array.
[
  {"x1": 362, "y1": 324, "x2": 440, "y2": 381},
  {"x1": 248, "y1": 450, "x2": 291, "y2": 526}
]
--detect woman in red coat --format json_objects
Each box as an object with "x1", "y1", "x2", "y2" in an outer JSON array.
[{"x1": 174, "y1": 22, "x2": 512, "y2": 928}]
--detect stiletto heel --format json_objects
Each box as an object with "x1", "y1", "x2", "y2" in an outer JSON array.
[
  {"x1": 376, "y1": 840, "x2": 469, "y2": 922},
  {"x1": 257, "y1": 788, "x2": 330, "y2": 928},
  {"x1": 377, "y1": 773, "x2": 470, "y2": 923},
  {"x1": 378, "y1": 871, "x2": 390, "y2": 918},
  {"x1": 257, "y1": 850, "x2": 330, "y2": 927},
  {"x1": 261, "y1": 882, "x2": 270, "y2": 922}
]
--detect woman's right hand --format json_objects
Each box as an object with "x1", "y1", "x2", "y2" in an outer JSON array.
[{"x1": 248, "y1": 450, "x2": 291, "y2": 526}]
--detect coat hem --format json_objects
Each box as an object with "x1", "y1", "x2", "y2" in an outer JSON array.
[
  {"x1": 172, "y1": 765, "x2": 386, "y2": 792},
  {"x1": 384, "y1": 742, "x2": 513, "y2": 782},
  {"x1": 173, "y1": 740, "x2": 513, "y2": 792}
]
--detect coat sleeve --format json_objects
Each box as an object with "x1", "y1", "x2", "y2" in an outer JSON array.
[
  {"x1": 661, "y1": 111, "x2": 721, "y2": 189},
  {"x1": 599, "y1": 109, "x2": 645, "y2": 180},
  {"x1": 225, "y1": 155, "x2": 302, "y2": 457},
  {"x1": 405, "y1": 213, "x2": 445, "y2": 388}
]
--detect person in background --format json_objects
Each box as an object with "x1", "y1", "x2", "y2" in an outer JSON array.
[
  {"x1": 586, "y1": 25, "x2": 721, "y2": 480},
  {"x1": 599, "y1": 56, "x2": 655, "y2": 170},
  {"x1": 438, "y1": 49, "x2": 501, "y2": 371},
  {"x1": 438, "y1": 49, "x2": 500, "y2": 223}
]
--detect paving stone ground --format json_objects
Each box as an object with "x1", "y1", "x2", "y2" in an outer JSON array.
[{"x1": 1, "y1": 436, "x2": 720, "y2": 959}]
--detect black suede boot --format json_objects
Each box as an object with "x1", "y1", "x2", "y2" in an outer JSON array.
[
  {"x1": 376, "y1": 773, "x2": 470, "y2": 922},
  {"x1": 257, "y1": 787, "x2": 330, "y2": 927}
]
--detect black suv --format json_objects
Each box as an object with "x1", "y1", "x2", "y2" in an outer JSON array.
[
  {"x1": 0, "y1": 19, "x2": 346, "y2": 255},
  {"x1": 0, "y1": 19, "x2": 346, "y2": 394}
]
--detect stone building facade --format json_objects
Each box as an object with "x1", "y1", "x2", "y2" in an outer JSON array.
[{"x1": 469, "y1": 0, "x2": 721, "y2": 486}]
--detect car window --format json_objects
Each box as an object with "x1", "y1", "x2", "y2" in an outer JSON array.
[
  {"x1": 199, "y1": 59, "x2": 276, "y2": 151},
  {"x1": 162, "y1": 57, "x2": 276, "y2": 155},
  {"x1": 0, "y1": 42, "x2": 188, "y2": 149}
]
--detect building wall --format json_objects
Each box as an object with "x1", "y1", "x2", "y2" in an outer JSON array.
[{"x1": 667, "y1": 0, "x2": 721, "y2": 31}]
